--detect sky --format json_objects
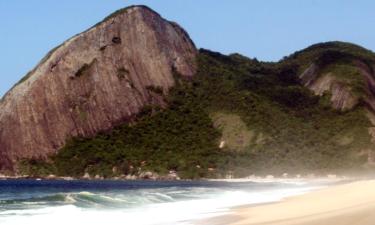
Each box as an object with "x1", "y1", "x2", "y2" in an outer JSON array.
[{"x1": 1, "y1": 0, "x2": 375, "y2": 97}]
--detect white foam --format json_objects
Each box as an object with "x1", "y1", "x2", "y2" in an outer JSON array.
[{"x1": 0, "y1": 185, "x2": 318, "y2": 225}]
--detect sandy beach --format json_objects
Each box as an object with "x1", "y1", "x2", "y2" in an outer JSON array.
[{"x1": 201, "y1": 180, "x2": 375, "y2": 225}]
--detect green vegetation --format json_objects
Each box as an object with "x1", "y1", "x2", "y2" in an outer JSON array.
[
  {"x1": 321, "y1": 63, "x2": 366, "y2": 97},
  {"x1": 20, "y1": 44, "x2": 374, "y2": 179},
  {"x1": 22, "y1": 99, "x2": 223, "y2": 179},
  {"x1": 279, "y1": 42, "x2": 375, "y2": 81},
  {"x1": 19, "y1": 159, "x2": 56, "y2": 177},
  {"x1": 211, "y1": 112, "x2": 254, "y2": 151}
]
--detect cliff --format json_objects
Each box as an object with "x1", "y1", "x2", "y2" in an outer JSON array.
[{"x1": 0, "y1": 5, "x2": 197, "y2": 171}]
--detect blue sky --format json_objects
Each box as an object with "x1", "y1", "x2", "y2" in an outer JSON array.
[{"x1": 1, "y1": 0, "x2": 375, "y2": 97}]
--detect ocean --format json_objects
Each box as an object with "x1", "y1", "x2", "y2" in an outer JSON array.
[{"x1": 0, "y1": 179, "x2": 338, "y2": 225}]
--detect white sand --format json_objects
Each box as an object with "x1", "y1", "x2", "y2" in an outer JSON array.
[{"x1": 201, "y1": 180, "x2": 375, "y2": 225}]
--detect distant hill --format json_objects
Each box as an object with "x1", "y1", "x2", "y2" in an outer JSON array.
[{"x1": 2, "y1": 6, "x2": 375, "y2": 178}]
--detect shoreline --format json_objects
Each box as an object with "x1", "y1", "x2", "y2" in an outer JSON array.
[
  {"x1": 199, "y1": 179, "x2": 375, "y2": 225},
  {"x1": 0, "y1": 173, "x2": 354, "y2": 182}
]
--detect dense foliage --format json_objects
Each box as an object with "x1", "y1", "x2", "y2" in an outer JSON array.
[{"x1": 20, "y1": 43, "x2": 374, "y2": 178}]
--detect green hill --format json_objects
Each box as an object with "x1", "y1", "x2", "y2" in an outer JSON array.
[{"x1": 21, "y1": 42, "x2": 375, "y2": 179}]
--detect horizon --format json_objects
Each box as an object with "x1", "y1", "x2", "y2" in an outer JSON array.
[{"x1": 1, "y1": 0, "x2": 375, "y2": 97}]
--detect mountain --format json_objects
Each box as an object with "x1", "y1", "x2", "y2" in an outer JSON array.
[
  {"x1": 0, "y1": 5, "x2": 197, "y2": 171},
  {"x1": 2, "y1": 6, "x2": 375, "y2": 178},
  {"x1": 285, "y1": 42, "x2": 375, "y2": 112}
]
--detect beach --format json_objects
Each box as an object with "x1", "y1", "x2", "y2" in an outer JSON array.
[{"x1": 201, "y1": 179, "x2": 375, "y2": 225}]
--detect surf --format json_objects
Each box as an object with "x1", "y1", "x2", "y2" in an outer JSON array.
[{"x1": 0, "y1": 179, "x2": 339, "y2": 225}]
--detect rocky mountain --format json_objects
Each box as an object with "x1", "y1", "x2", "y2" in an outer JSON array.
[
  {"x1": 284, "y1": 42, "x2": 375, "y2": 151},
  {"x1": 287, "y1": 42, "x2": 375, "y2": 112},
  {"x1": 2, "y1": 6, "x2": 375, "y2": 178},
  {"x1": 0, "y1": 5, "x2": 196, "y2": 171}
]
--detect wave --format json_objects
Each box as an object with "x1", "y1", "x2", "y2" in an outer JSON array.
[
  {"x1": 0, "y1": 187, "x2": 316, "y2": 225},
  {"x1": 0, "y1": 192, "x2": 127, "y2": 209},
  {"x1": 0, "y1": 189, "x2": 185, "y2": 210},
  {"x1": 0, "y1": 180, "x2": 336, "y2": 225}
]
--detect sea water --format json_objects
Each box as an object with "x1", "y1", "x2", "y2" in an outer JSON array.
[{"x1": 0, "y1": 179, "x2": 338, "y2": 225}]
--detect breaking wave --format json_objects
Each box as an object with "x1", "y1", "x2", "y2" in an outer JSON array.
[{"x1": 0, "y1": 179, "x2": 336, "y2": 225}]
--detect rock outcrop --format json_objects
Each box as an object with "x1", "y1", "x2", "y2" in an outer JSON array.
[
  {"x1": 299, "y1": 60, "x2": 375, "y2": 112},
  {"x1": 0, "y1": 5, "x2": 197, "y2": 171},
  {"x1": 299, "y1": 63, "x2": 360, "y2": 111},
  {"x1": 299, "y1": 55, "x2": 375, "y2": 164}
]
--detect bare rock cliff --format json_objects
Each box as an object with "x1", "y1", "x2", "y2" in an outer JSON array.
[
  {"x1": 299, "y1": 60, "x2": 375, "y2": 112},
  {"x1": 299, "y1": 63, "x2": 360, "y2": 110},
  {"x1": 0, "y1": 6, "x2": 197, "y2": 170},
  {"x1": 299, "y1": 59, "x2": 375, "y2": 163}
]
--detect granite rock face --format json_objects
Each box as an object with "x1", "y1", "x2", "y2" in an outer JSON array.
[
  {"x1": 0, "y1": 6, "x2": 197, "y2": 171},
  {"x1": 299, "y1": 63, "x2": 359, "y2": 111},
  {"x1": 299, "y1": 61, "x2": 375, "y2": 112},
  {"x1": 299, "y1": 59, "x2": 375, "y2": 158}
]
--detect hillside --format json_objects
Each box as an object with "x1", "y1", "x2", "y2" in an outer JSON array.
[
  {"x1": 21, "y1": 43, "x2": 375, "y2": 179},
  {"x1": 2, "y1": 6, "x2": 375, "y2": 179}
]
